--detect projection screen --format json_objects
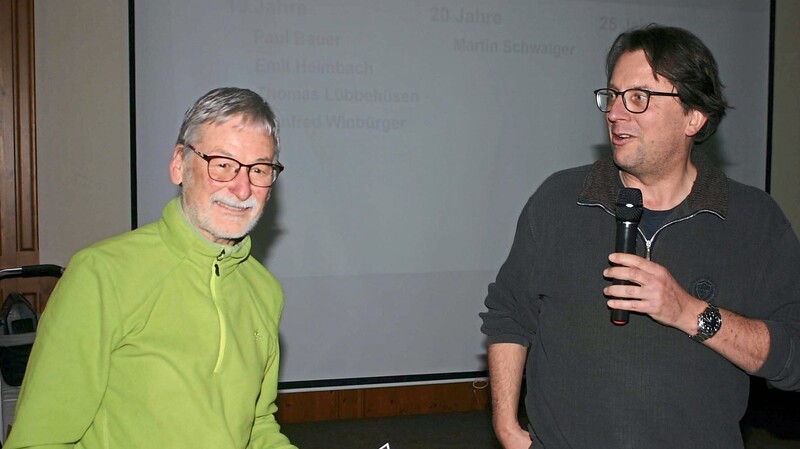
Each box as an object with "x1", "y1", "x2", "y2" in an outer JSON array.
[{"x1": 134, "y1": 0, "x2": 771, "y2": 388}]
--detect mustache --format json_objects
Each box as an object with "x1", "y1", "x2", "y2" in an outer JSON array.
[{"x1": 210, "y1": 192, "x2": 258, "y2": 210}]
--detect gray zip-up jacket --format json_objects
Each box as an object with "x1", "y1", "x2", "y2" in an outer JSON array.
[{"x1": 480, "y1": 154, "x2": 800, "y2": 449}]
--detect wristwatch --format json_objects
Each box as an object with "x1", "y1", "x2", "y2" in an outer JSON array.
[{"x1": 690, "y1": 302, "x2": 722, "y2": 343}]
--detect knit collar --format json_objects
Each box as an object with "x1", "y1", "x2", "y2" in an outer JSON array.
[{"x1": 578, "y1": 152, "x2": 729, "y2": 218}]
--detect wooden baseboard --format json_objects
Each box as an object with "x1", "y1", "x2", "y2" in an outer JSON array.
[{"x1": 275, "y1": 380, "x2": 490, "y2": 424}]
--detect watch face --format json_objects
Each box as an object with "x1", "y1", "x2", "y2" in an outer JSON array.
[{"x1": 700, "y1": 308, "x2": 722, "y2": 334}]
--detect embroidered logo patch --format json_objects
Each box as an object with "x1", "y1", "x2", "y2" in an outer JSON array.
[{"x1": 692, "y1": 277, "x2": 716, "y2": 302}]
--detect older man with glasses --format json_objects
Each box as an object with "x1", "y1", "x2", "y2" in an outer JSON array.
[
  {"x1": 6, "y1": 88, "x2": 298, "y2": 449},
  {"x1": 481, "y1": 25, "x2": 800, "y2": 449}
]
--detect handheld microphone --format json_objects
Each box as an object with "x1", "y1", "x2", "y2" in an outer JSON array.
[{"x1": 610, "y1": 188, "x2": 643, "y2": 325}]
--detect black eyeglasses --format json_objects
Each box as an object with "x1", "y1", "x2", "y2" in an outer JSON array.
[
  {"x1": 187, "y1": 145, "x2": 284, "y2": 188},
  {"x1": 594, "y1": 88, "x2": 680, "y2": 114}
]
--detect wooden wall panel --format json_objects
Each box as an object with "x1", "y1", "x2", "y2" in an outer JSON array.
[
  {"x1": 336, "y1": 388, "x2": 366, "y2": 420},
  {"x1": 276, "y1": 381, "x2": 490, "y2": 424},
  {"x1": 0, "y1": 0, "x2": 54, "y2": 313},
  {"x1": 276, "y1": 390, "x2": 340, "y2": 423}
]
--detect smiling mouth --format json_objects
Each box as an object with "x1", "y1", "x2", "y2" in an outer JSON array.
[
  {"x1": 215, "y1": 201, "x2": 251, "y2": 213},
  {"x1": 612, "y1": 132, "x2": 635, "y2": 145}
]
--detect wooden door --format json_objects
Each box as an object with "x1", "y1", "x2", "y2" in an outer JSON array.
[{"x1": 0, "y1": 0, "x2": 56, "y2": 313}]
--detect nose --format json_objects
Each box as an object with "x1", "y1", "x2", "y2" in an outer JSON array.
[
  {"x1": 606, "y1": 95, "x2": 629, "y2": 122},
  {"x1": 227, "y1": 168, "x2": 253, "y2": 200}
]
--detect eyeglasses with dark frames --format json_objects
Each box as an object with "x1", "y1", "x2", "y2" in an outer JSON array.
[
  {"x1": 186, "y1": 145, "x2": 284, "y2": 188},
  {"x1": 594, "y1": 87, "x2": 680, "y2": 114}
]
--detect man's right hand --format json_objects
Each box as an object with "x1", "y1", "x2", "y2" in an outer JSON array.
[
  {"x1": 488, "y1": 343, "x2": 532, "y2": 449},
  {"x1": 495, "y1": 424, "x2": 532, "y2": 449}
]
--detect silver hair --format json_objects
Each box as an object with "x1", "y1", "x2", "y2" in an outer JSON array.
[{"x1": 176, "y1": 87, "x2": 280, "y2": 159}]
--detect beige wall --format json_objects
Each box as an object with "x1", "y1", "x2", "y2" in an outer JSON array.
[
  {"x1": 771, "y1": 0, "x2": 800, "y2": 230},
  {"x1": 35, "y1": 1, "x2": 800, "y2": 265},
  {"x1": 35, "y1": 0, "x2": 131, "y2": 266}
]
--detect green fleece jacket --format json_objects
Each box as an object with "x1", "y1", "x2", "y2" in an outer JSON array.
[{"x1": 5, "y1": 198, "x2": 297, "y2": 449}]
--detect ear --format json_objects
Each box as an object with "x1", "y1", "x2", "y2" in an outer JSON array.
[
  {"x1": 169, "y1": 145, "x2": 185, "y2": 186},
  {"x1": 685, "y1": 109, "x2": 709, "y2": 138}
]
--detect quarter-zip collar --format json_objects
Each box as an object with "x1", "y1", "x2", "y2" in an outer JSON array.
[
  {"x1": 577, "y1": 151, "x2": 729, "y2": 220},
  {"x1": 577, "y1": 152, "x2": 729, "y2": 259},
  {"x1": 158, "y1": 198, "x2": 252, "y2": 278},
  {"x1": 157, "y1": 198, "x2": 254, "y2": 373}
]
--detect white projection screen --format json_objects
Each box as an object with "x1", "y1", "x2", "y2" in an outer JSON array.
[{"x1": 134, "y1": 0, "x2": 771, "y2": 388}]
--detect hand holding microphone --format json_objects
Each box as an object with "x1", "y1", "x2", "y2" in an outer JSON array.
[{"x1": 610, "y1": 188, "x2": 643, "y2": 325}]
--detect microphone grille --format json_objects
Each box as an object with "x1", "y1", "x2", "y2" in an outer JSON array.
[{"x1": 616, "y1": 188, "x2": 643, "y2": 222}]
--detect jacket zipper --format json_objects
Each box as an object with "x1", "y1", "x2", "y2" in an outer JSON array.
[
  {"x1": 211, "y1": 249, "x2": 226, "y2": 373},
  {"x1": 641, "y1": 210, "x2": 722, "y2": 260},
  {"x1": 584, "y1": 202, "x2": 722, "y2": 260}
]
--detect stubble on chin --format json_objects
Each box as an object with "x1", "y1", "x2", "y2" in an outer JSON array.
[
  {"x1": 179, "y1": 169, "x2": 268, "y2": 243},
  {"x1": 612, "y1": 145, "x2": 647, "y2": 177},
  {"x1": 195, "y1": 198, "x2": 264, "y2": 242}
]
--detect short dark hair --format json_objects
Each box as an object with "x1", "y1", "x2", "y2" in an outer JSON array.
[
  {"x1": 176, "y1": 87, "x2": 281, "y2": 158},
  {"x1": 606, "y1": 25, "x2": 729, "y2": 143}
]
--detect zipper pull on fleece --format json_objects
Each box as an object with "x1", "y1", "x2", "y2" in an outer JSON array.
[{"x1": 215, "y1": 249, "x2": 225, "y2": 277}]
